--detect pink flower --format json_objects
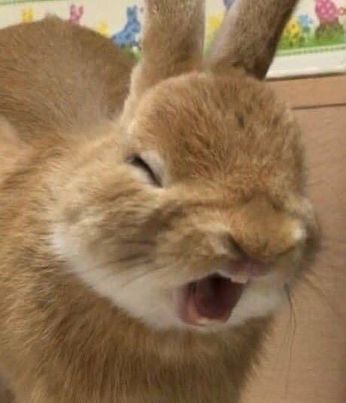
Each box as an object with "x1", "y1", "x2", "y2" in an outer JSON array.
[{"x1": 315, "y1": 0, "x2": 339, "y2": 24}]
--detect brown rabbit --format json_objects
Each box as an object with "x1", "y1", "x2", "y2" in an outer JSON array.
[{"x1": 0, "y1": 1, "x2": 319, "y2": 402}]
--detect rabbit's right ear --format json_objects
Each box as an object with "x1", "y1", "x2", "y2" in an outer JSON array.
[
  {"x1": 122, "y1": 0, "x2": 205, "y2": 123},
  {"x1": 205, "y1": 0, "x2": 298, "y2": 79}
]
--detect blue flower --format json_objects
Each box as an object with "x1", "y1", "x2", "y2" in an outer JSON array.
[{"x1": 298, "y1": 14, "x2": 314, "y2": 29}]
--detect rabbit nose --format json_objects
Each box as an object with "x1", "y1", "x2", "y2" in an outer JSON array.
[{"x1": 216, "y1": 233, "x2": 270, "y2": 278}]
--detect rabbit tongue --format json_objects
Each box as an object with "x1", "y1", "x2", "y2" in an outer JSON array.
[{"x1": 186, "y1": 275, "x2": 244, "y2": 324}]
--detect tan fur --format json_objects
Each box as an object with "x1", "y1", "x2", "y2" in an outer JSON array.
[
  {"x1": 122, "y1": 0, "x2": 205, "y2": 122},
  {"x1": 0, "y1": 2, "x2": 318, "y2": 402},
  {"x1": 0, "y1": 17, "x2": 134, "y2": 142}
]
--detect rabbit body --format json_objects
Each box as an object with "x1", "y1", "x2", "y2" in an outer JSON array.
[{"x1": 0, "y1": 2, "x2": 318, "y2": 402}]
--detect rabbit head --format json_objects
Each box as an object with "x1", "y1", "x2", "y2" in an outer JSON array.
[{"x1": 52, "y1": 0, "x2": 318, "y2": 332}]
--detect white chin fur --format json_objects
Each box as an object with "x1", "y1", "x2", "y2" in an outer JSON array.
[{"x1": 51, "y1": 228, "x2": 286, "y2": 332}]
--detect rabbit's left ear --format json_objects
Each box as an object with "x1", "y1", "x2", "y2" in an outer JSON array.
[
  {"x1": 205, "y1": 0, "x2": 298, "y2": 79},
  {"x1": 122, "y1": 0, "x2": 205, "y2": 122}
]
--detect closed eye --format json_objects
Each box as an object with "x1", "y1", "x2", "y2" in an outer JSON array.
[{"x1": 128, "y1": 154, "x2": 162, "y2": 187}]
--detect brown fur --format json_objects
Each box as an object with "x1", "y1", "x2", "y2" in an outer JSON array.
[
  {"x1": 0, "y1": 17, "x2": 134, "y2": 142},
  {"x1": 206, "y1": 0, "x2": 299, "y2": 78},
  {"x1": 0, "y1": 1, "x2": 318, "y2": 402}
]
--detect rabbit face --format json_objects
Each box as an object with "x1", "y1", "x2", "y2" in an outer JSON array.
[{"x1": 52, "y1": 71, "x2": 318, "y2": 332}]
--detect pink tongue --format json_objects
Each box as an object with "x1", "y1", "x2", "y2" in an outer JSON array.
[{"x1": 192, "y1": 275, "x2": 243, "y2": 321}]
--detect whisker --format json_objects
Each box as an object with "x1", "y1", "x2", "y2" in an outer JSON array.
[
  {"x1": 118, "y1": 267, "x2": 168, "y2": 289},
  {"x1": 302, "y1": 274, "x2": 344, "y2": 322},
  {"x1": 283, "y1": 284, "x2": 297, "y2": 399},
  {"x1": 320, "y1": 238, "x2": 346, "y2": 247},
  {"x1": 308, "y1": 257, "x2": 343, "y2": 271}
]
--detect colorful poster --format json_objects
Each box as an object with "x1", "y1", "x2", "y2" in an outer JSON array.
[{"x1": 0, "y1": 0, "x2": 345, "y2": 77}]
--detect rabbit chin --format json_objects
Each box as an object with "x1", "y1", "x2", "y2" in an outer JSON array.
[{"x1": 52, "y1": 231, "x2": 286, "y2": 332}]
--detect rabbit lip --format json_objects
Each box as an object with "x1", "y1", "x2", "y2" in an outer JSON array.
[{"x1": 178, "y1": 273, "x2": 246, "y2": 326}]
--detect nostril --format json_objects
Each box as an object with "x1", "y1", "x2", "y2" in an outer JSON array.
[{"x1": 226, "y1": 233, "x2": 247, "y2": 258}]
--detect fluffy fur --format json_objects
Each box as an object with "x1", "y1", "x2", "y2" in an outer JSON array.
[{"x1": 0, "y1": 1, "x2": 318, "y2": 402}]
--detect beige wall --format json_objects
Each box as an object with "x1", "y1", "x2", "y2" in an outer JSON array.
[{"x1": 243, "y1": 75, "x2": 346, "y2": 403}]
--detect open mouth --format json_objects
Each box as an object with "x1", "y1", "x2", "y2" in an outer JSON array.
[{"x1": 178, "y1": 273, "x2": 247, "y2": 326}]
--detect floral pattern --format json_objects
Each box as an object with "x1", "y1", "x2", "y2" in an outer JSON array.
[
  {"x1": 0, "y1": 0, "x2": 344, "y2": 77},
  {"x1": 112, "y1": 5, "x2": 141, "y2": 49},
  {"x1": 280, "y1": 0, "x2": 345, "y2": 50}
]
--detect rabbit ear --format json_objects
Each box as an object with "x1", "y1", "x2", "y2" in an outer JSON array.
[
  {"x1": 122, "y1": 0, "x2": 205, "y2": 122},
  {"x1": 205, "y1": 0, "x2": 298, "y2": 79}
]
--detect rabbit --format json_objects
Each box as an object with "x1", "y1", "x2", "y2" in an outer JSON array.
[{"x1": 0, "y1": 1, "x2": 319, "y2": 402}]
